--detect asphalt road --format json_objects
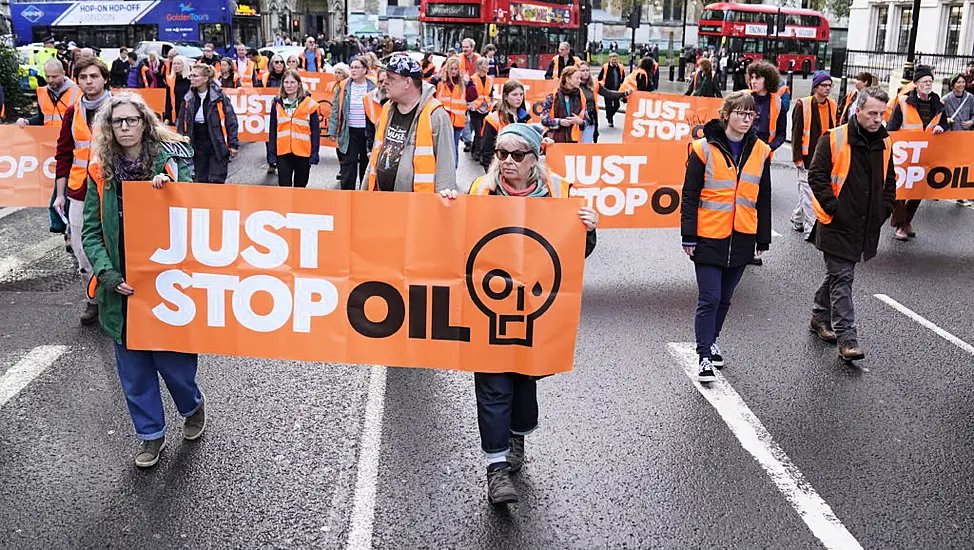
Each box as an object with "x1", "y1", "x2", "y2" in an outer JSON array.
[{"x1": 1, "y1": 114, "x2": 973, "y2": 549}]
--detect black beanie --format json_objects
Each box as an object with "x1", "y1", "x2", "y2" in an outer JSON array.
[{"x1": 913, "y1": 65, "x2": 934, "y2": 83}]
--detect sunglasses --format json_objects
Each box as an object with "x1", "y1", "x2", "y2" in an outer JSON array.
[
  {"x1": 273, "y1": 60, "x2": 284, "y2": 64},
  {"x1": 495, "y1": 149, "x2": 533, "y2": 162}
]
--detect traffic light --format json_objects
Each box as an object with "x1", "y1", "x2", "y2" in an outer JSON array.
[{"x1": 627, "y1": 3, "x2": 642, "y2": 29}]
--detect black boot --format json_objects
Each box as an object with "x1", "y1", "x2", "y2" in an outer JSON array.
[{"x1": 486, "y1": 463, "x2": 518, "y2": 505}]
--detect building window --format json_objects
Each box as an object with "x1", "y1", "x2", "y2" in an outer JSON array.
[
  {"x1": 945, "y1": 4, "x2": 963, "y2": 55},
  {"x1": 897, "y1": 6, "x2": 913, "y2": 53},
  {"x1": 874, "y1": 6, "x2": 888, "y2": 50}
]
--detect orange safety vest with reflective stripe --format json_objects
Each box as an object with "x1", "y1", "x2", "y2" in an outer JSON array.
[
  {"x1": 551, "y1": 90, "x2": 586, "y2": 143},
  {"x1": 453, "y1": 53, "x2": 482, "y2": 76},
  {"x1": 620, "y1": 68, "x2": 648, "y2": 93},
  {"x1": 299, "y1": 50, "x2": 323, "y2": 71},
  {"x1": 480, "y1": 102, "x2": 532, "y2": 135},
  {"x1": 690, "y1": 137, "x2": 771, "y2": 238},
  {"x1": 166, "y1": 73, "x2": 179, "y2": 121},
  {"x1": 550, "y1": 55, "x2": 582, "y2": 80},
  {"x1": 236, "y1": 59, "x2": 257, "y2": 87},
  {"x1": 334, "y1": 79, "x2": 379, "y2": 130},
  {"x1": 748, "y1": 89, "x2": 782, "y2": 144},
  {"x1": 436, "y1": 80, "x2": 467, "y2": 128},
  {"x1": 37, "y1": 85, "x2": 80, "y2": 127},
  {"x1": 896, "y1": 94, "x2": 942, "y2": 132},
  {"x1": 472, "y1": 74, "x2": 494, "y2": 111},
  {"x1": 468, "y1": 172, "x2": 572, "y2": 197},
  {"x1": 841, "y1": 90, "x2": 857, "y2": 119},
  {"x1": 68, "y1": 101, "x2": 94, "y2": 193},
  {"x1": 886, "y1": 82, "x2": 915, "y2": 121},
  {"x1": 797, "y1": 96, "x2": 837, "y2": 157},
  {"x1": 600, "y1": 63, "x2": 625, "y2": 87},
  {"x1": 811, "y1": 124, "x2": 892, "y2": 225},
  {"x1": 276, "y1": 96, "x2": 318, "y2": 157},
  {"x1": 367, "y1": 97, "x2": 443, "y2": 193}
]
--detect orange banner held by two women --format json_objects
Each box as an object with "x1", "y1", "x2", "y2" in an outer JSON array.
[
  {"x1": 122, "y1": 182, "x2": 586, "y2": 376},
  {"x1": 622, "y1": 91, "x2": 722, "y2": 143},
  {"x1": 116, "y1": 88, "x2": 167, "y2": 117},
  {"x1": 0, "y1": 126, "x2": 59, "y2": 207},
  {"x1": 546, "y1": 142, "x2": 689, "y2": 228}
]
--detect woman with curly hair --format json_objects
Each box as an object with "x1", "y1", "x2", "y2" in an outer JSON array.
[
  {"x1": 745, "y1": 60, "x2": 788, "y2": 152},
  {"x1": 82, "y1": 92, "x2": 205, "y2": 469}
]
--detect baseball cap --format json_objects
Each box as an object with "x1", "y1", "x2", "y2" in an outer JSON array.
[{"x1": 380, "y1": 54, "x2": 422, "y2": 79}]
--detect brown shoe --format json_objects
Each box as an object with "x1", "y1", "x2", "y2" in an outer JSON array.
[
  {"x1": 838, "y1": 343, "x2": 865, "y2": 361},
  {"x1": 809, "y1": 318, "x2": 837, "y2": 344}
]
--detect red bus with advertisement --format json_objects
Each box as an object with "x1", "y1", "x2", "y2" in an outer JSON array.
[
  {"x1": 697, "y1": 2, "x2": 829, "y2": 74},
  {"x1": 420, "y1": 0, "x2": 581, "y2": 70}
]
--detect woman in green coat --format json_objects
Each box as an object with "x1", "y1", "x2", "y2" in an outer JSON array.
[{"x1": 82, "y1": 92, "x2": 205, "y2": 469}]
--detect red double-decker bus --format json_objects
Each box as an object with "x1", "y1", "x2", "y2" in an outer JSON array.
[
  {"x1": 419, "y1": 0, "x2": 581, "y2": 70},
  {"x1": 697, "y1": 2, "x2": 829, "y2": 74}
]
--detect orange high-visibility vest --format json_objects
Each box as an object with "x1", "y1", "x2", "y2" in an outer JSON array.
[
  {"x1": 367, "y1": 97, "x2": 443, "y2": 193},
  {"x1": 798, "y1": 96, "x2": 837, "y2": 157},
  {"x1": 37, "y1": 85, "x2": 80, "y2": 127},
  {"x1": 472, "y1": 74, "x2": 494, "y2": 111},
  {"x1": 453, "y1": 53, "x2": 482, "y2": 76},
  {"x1": 182, "y1": 92, "x2": 229, "y2": 147},
  {"x1": 886, "y1": 82, "x2": 915, "y2": 121},
  {"x1": 298, "y1": 50, "x2": 323, "y2": 71},
  {"x1": 600, "y1": 63, "x2": 625, "y2": 87},
  {"x1": 334, "y1": 79, "x2": 378, "y2": 130},
  {"x1": 550, "y1": 55, "x2": 582, "y2": 79},
  {"x1": 481, "y1": 103, "x2": 531, "y2": 136},
  {"x1": 437, "y1": 79, "x2": 467, "y2": 128},
  {"x1": 748, "y1": 89, "x2": 782, "y2": 144},
  {"x1": 276, "y1": 95, "x2": 318, "y2": 158},
  {"x1": 841, "y1": 90, "x2": 857, "y2": 119},
  {"x1": 620, "y1": 68, "x2": 648, "y2": 93},
  {"x1": 68, "y1": 101, "x2": 95, "y2": 193},
  {"x1": 468, "y1": 172, "x2": 571, "y2": 197},
  {"x1": 165, "y1": 73, "x2": 178, "y2": 121},
  {"x1": 551, "y1": 89, "x2": 586, "y2": 142},
  {"x1": 236, "y1": 59, "x2": 256, "y2": 87},
  {"x1": 690, "y1": 137, "x2": 771, "y2": 238},
  {"x1": 896, "y1": 95, "x2": 943, "y2": 132},
  {"x1": 811, "y1": 124, "x2": 892, "y2": 225}
]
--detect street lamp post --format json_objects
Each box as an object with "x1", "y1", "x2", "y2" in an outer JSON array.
[{"x1": 901, "y1": 0, "x2": 922, "y2": 84}]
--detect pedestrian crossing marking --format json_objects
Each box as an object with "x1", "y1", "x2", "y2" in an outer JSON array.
[{"x1": 0, "y1": 345, "x2": 68, "y2": 407}]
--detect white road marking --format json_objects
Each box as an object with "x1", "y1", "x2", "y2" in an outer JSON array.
[
  {"x1": 0, "y1": 207, "x2": 25, "y2": 221},
  {"x1": 772, "y1": 230, "x2": 783, "y2": 237},
  {"x1": 874, "y1": 294, "x2": 974, "y2": 355},
  {"x1": 0, "y1": 235, "x2": 63, "y2": 280},
  {"x1": 346, "y1": 365, "x2": 388, "y2": 550},
  {"x1": 667, "y1": 342, "x2": 863, "y2": 550},
  {"x1": 0, "y1": 345, "x2": 68, "y2": 407}
]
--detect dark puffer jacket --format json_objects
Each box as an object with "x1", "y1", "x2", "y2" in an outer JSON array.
[
  {"x1": 680, "y1": 119, "x2": 773, "y2": 268},
  {"x1": 807, "y1": 116, "x2": 896, "y2": 263},
  {"x1": 175, "y1": 85, "x2": 240, "y2": 160}
]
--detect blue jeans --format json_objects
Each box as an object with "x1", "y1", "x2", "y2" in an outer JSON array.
[
  {"x1": 474, "y1": 372, "x2": 538, "y2": 458},
  {"x1": 694, "y1": 263, "x2": 747, "y2": 359},
  {"x1": 461, "y1": 113, "x2": 472, "y2": 145},
  {"x1": 113, "y1": 343, "x2": 203, "y2": 440},
  {"x1": 452, "y1": 128, "x2": 463, "y2": 169}
]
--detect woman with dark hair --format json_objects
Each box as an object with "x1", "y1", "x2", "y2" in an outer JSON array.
[
  {"x1": 268, "y1": 70, "x2": 320, "y2": 188},
  {"x1": 420, "y1": 52, "x2": 436, "y2": 81},
  {"x1": 620, "y1": 56, "x2": 657, "y2": 93},
  {"x1": 745, "y1": 60, "x2": 788, "y2": 153},
  {"x1": 176, "y1": 63, "x2": 239, "y2": 183},
  {"x1": 328, "y1": 58, "x2": 376, "y2": 190},
  {"x1": 577, "y1": 61, "x2": 628, "y2": 143},
  {"x1": 82, "y1": 92, "x2": 204, "y2": 468},
  {"x1": 681, "y1": 90, "x2": 772, "y2": 382},
  {"x1": 838, "y1": 72, "x2": 875, "y2": 124},
  {"x1": 686, "y1": 57, "x2": 721, "y2": 98},
  {"x1": 540, "y1": 65, "x2": 586, "y2": 143},
  {"x1": 439, "y1": 123, "x2": 598, "y2": 506},
  {"x1": 479, "y1": 79, "x2": 532, "y2": 171},
  {"x1": 218, "y1": 58, "x2": 238, "y2": 88}
]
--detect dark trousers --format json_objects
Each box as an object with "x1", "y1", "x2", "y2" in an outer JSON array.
[
  {"x1": 470, "y1": 111, "x2": 487, "y2": 157},
  {"x1": 890, "y1": 200, "x2": 921, "y2": 228},
  {"x1": 694, "y1": 263, "x2": 747, "y2": 359},
  {"x1": 812, "y1": 253, "x2": 858, "y2": 345},
  {"x1": 605, "y1": 97, "x2": 621, "y2": 124},
  {"x1": 339, "y1": 127, "x2": 370, "y2": 191},
  {"x1": 277, "y1": 153, "x2": 310, "y2": 188},
  {"x1": 113, "y1": 343, "x2": 202, "y2": 440},
  {"x1": 193, "y1": 150, "x2": 229, "y2": 184},
  {"x1": 475, "y1": 372, "x2": 538, "y2": 457}
]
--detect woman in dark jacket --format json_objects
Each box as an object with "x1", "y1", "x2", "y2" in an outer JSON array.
[
  {"x1": 176, "y1": 63, "x2": 240, "y2": 183},
  {"x1": 261, "y1": 54, "x2": 287, "y2": 88},
  {"x1": 577, "y1": 61, "x2": 627, "y2": 143},
  {"x1": 686, "y1": 58, "x2": 722, "y2": 98},
  {"x1": 479, "y1": 79, "x2": 532, "y2": 171},
  {"x1": 540, "y1": 65, "x2": 586, "y2": 143},
  {"x1": 163, "y1": 55, "x2": 192, "y2": 125},
  {"x1": 680, "y1": 91, "x2": 772, "y2": 383}
]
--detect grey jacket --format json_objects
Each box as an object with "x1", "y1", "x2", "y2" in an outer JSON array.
[
  {"x1": 360, "y1": 82, "x2": 457, "y2": 192},
  {"x1": 944, "y1": 91, "x2": 974, "y2": 131},
  {"x1": 327, "y1": 77, "x2": 377, "y2": 153}
]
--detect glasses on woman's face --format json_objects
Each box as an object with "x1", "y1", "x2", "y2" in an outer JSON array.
[
  {"x1": 273, "y1": 60, "x2": 283, "y2": 64},
  {"x1": 111, "y1": 116, "x2": 143, "y2": 129},
  {"x1": 495, "y1": 149, "x2": 533, "y2": 163},
  {"x1": 732, "y1": 110, "x2": 756, "y2": 121}
]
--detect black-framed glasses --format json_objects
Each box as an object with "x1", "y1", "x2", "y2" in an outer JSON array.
[
  {"x1": 495, "y1": 149, "x2": 533, "y2": 162},
  {"x1": 273, "y1": 60, "x2": 284, "y2": 64},
  {"x1": 731, "y1": 110, "x2": 756, "y2": 120},
  {"x1": 111, "y1": 116, "x2": 143, "y2": 128}
]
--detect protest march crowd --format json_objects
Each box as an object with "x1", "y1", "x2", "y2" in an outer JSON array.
[{"x1": 3, "y1": 34, "x2": 973, "y2": 507}]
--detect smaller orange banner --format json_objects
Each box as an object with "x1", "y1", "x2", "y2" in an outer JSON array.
[
  {"x1": 622, "y1": 91, "x2": 722, "y2": 143},
  {"x1": 546, "y1": 142, "x2": 688, "y2": 228},
  {"x1": 116, "y1": 88, "x2": 167, "y2": 118},
  {"x1": 492, "y1": 78, "x2": 557, "y2": 123},
  {"x1": 0, "y1": 126, "x2": 59, "y2": 207},
  {"x1": 890, "y1": 131, "x2": 974, "y2": 200}
]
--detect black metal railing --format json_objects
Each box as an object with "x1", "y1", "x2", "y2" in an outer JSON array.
[{"x1": 832, "y1": 49, "x2": 972, "y2": 93}]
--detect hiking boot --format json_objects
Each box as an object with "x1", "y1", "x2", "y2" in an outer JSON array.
[
  {"x1": 80, "y1": 302, "x2": 99, "y2": 326},
  {"x1": 696, "y1": 357, "x2": 717, "y2": 383},
  {"x1": 508, "y1": 435, "x2": 525, "y2": 473},
  {"x1": 809, "y1": 318, "x2": 837, "y2": 344},
  {"x1": 183, "y1": 393, "x2": 206, "y2": 440},
  {"x1": 486, "y1": 463, "x2": 518, "y2": 505},
  {"x1": 134, "y1": 437, "x2": 166, "y2": 468},
  {"x1": 710, "y1": 343, "x2": 724, "y2": 368},
  {"x1": 838, "y1": 343, "x2": 865, "y2": 361}
]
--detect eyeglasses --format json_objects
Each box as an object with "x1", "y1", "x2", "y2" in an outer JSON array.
[
  {"x1": 731, "y1": 110, "x2": 756, "y2": 120},
  {"x1": 111, "y1": 116, "x2": 142, "y2": 128},
  {"x1": 273, "y1": 60, "x2": 284, "y2": 64},
  {"x1": 495, "y1": 149, "x2": 533, "y2": 162}
]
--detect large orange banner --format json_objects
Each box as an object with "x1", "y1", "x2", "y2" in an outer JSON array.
[
  {"x1": 622, "y1": 91, "x2": 722, "y2": 143},
  {"x1": 0, "y1": 126, "x2": 59, "y2": 207},
  {"x1": 890, "y1": 131, "x2": 974, "y2": 200},
  {"x1": 546, "y1": 142, "x2": 688, "y2": 228},
  {"x1": 122, "y1": 182, "x2": 586, "y2": 375}
]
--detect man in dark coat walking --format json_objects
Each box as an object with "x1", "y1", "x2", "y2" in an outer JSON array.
[{"x1": 807, "y1": 86, "x2": 896, "y2": 361}]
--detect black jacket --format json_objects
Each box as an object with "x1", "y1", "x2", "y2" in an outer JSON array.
[
  {"x1": 163, "y1": 75, "x2": 191, "y2": 123},
  {"x1": 791, "y1": 97, "x2": 836, "y2": 169},
  {"x1": 808, "y1": 116, "x2": 896, "y2": 263},
  {"x1": 597, "y1": 63, "x2": 625, "y2": 90},
  {"x1": 175, "y1": 86, "x2": 240, "y2": 160},
  {"x1": 110, "y1": 58, "x2": 128, "y2": 88},
  {"x1": 886, "y1": 89, "x2": 948, "y2": 132},
  {"x1": 681, "y1": 120, "x2": 773, "y2": 268},
  {"x1": 479, "y1": 107, "x2": 531, "y2": 171}
]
